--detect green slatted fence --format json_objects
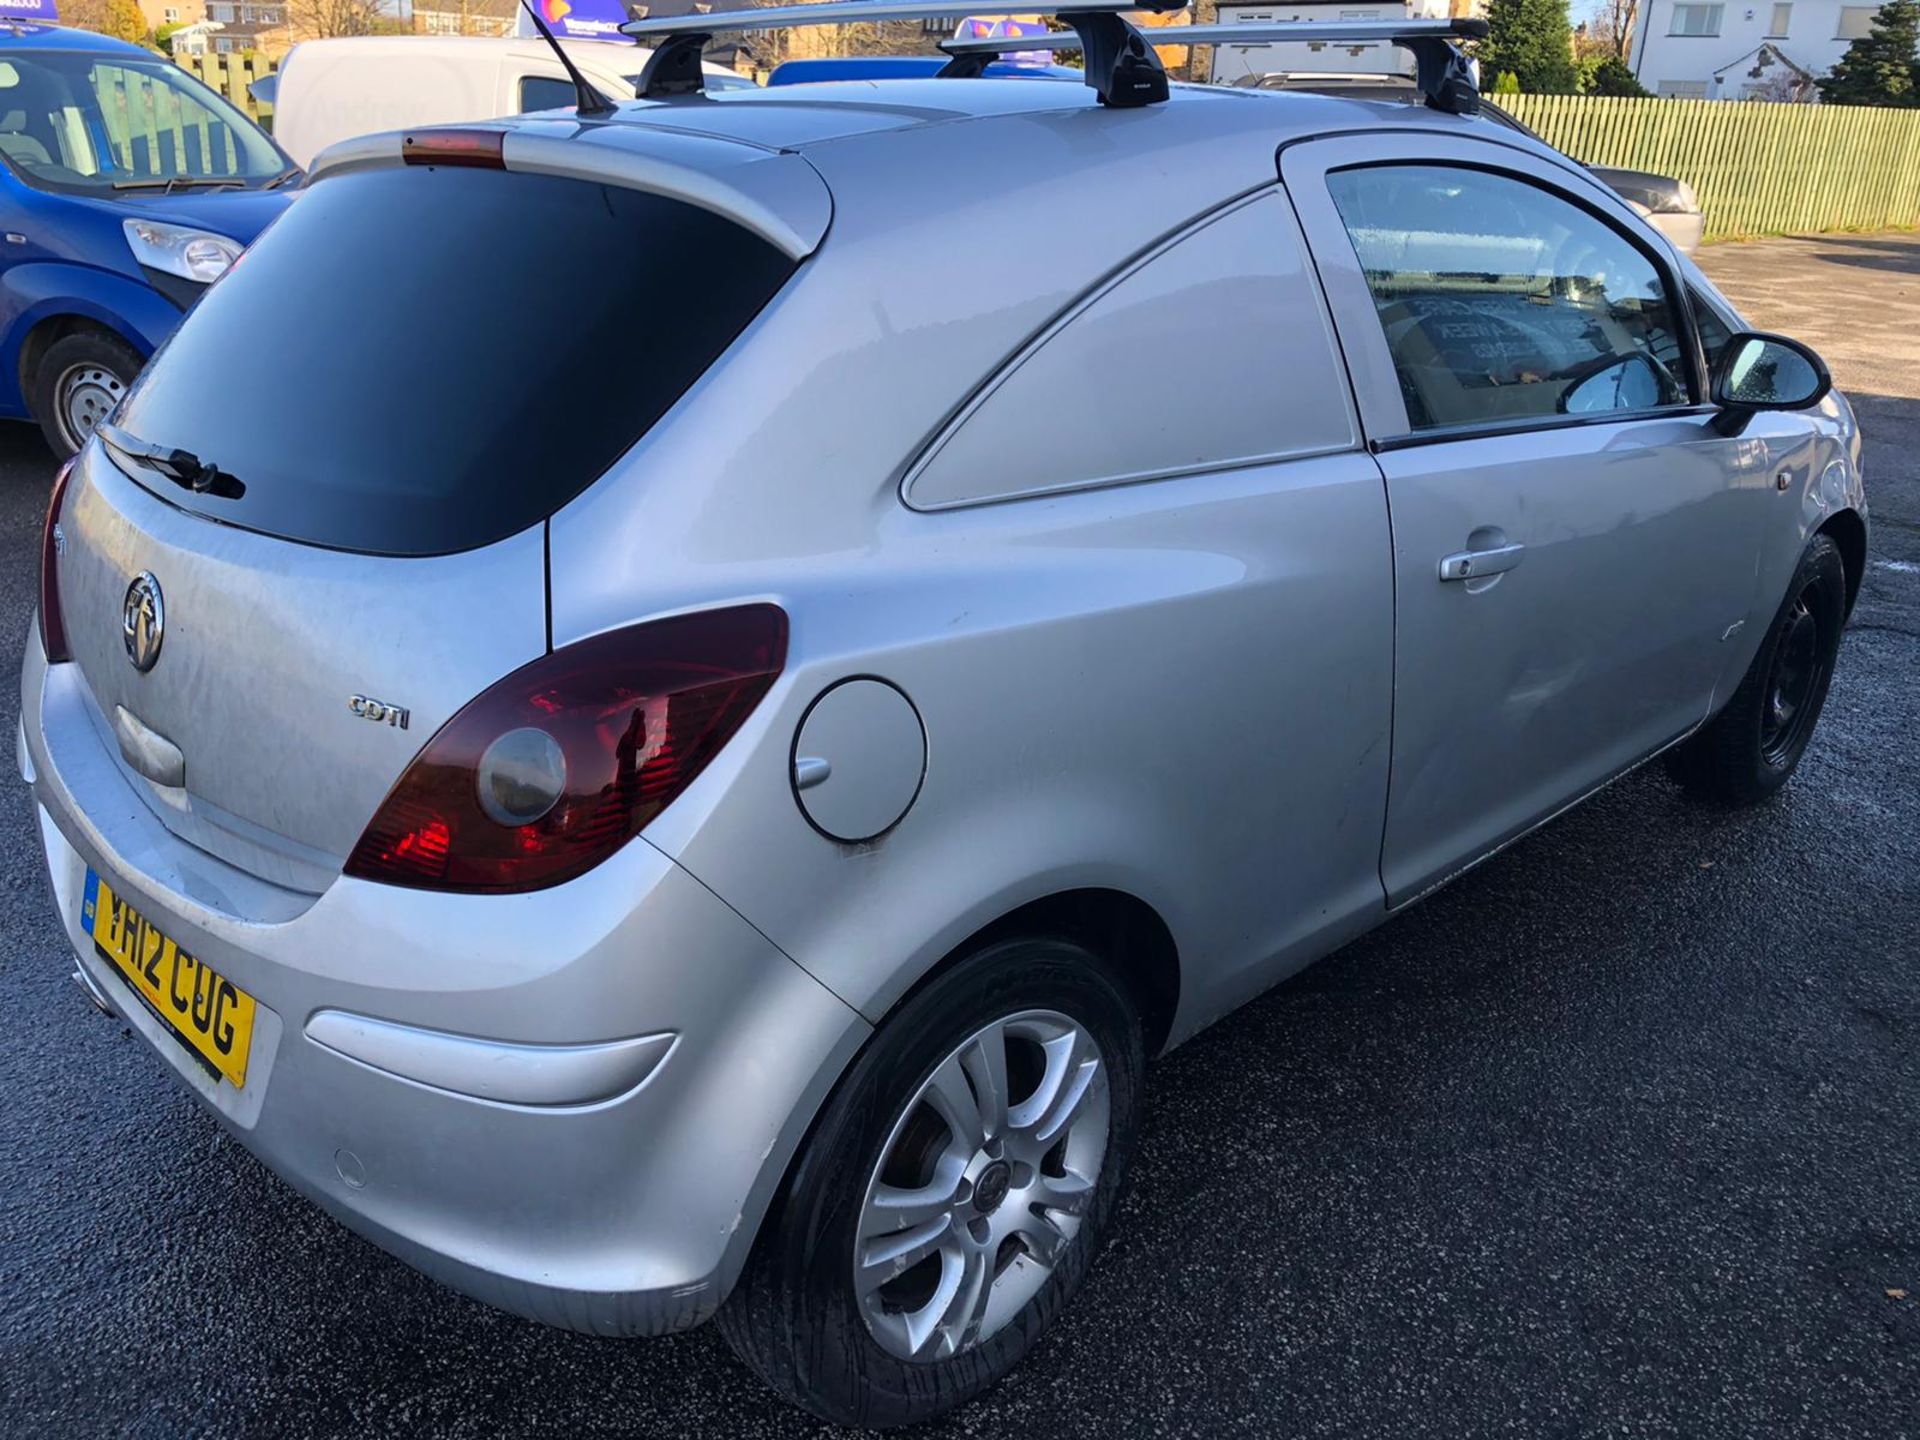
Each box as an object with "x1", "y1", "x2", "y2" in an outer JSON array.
[
  {"x1": 176, "y1": 52, "x2": 277, "y2": 131},
  {"x1": 1503, "y1": 94, "x2": 1920, "y2": 242}
]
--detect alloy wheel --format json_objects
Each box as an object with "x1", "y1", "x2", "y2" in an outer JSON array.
[{"x1": 854, "y1": 1009, "x2": 1109, "y2": 1362}]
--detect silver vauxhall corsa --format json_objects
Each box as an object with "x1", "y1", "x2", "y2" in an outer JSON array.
[{"x1": 20, "y1": 4, "x2": 1866, "y2": 1427}]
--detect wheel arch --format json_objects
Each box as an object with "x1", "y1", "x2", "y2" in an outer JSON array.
[
  {"x1": 1816, "y1": 507, "x2": 1867, "y2": 619},
  {"x1": 894, "y1": 886, "x2": 1182, "y2": 1058},
  {"x1": 17, "y1": 312, "x2": 146, "y2": 418}
]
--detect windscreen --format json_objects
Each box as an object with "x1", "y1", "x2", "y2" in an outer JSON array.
[
  {"x1": 0, "y1": 49, "x2": 288, "y2": 192},
  {"x1": 110, "y1": 163, "x2": 797, "y2": 555}
]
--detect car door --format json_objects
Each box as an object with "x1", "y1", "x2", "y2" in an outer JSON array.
[{"x1": 1283, "y1": 133, "x2": 1771, "y2": 906}]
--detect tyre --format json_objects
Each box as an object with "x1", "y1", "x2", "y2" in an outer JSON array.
[
  {"x1": 717, "y1": 937, "x2": 1145, "y2": 1428},
  {"x1": 1667, "y1": 533, "x2": 1846, "y2": 807},
  {"x1": 30, "y1": 330, "x2": 143, "y2": 459}
]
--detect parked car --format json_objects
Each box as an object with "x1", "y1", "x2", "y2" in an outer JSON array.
[
  {"x1": 0, "y1": 24, "x2": 295, "y2": 457},
  {"x1": 25, "y1": 13, "x2": 1864, "y2": 1430},
  {"x1": 1244, "y1": 72, "x2": 1707, "y2": 252},
  {"x1": 265, "y1": 35, "x2": 754, "y2": 170}
]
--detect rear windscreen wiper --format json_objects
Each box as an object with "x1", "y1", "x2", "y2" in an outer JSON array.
[
  {"x1": 98, "y1": 422, "x2": 246, "y2": 500},
  {"x1": 112, "y1": 176, "x2": 248, "y2": 193}
]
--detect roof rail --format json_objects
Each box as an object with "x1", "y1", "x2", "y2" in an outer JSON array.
[
  {"x1": 942, "y1": 17, "x2": 1488, "y2": 114},
  {"x1": 624, "y1": 0, "x2": 1188, "y2": 108}
]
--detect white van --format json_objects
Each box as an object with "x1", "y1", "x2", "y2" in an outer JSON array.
[{"x1": 266, "y1": 36, "x2": 750, "y2": 169}]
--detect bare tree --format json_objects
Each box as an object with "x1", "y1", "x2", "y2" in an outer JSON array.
[
  {"x1": 287, "y1": 0, "x2": 388, "y2": 40},
  {"x1": 1591, "y1": 0, "x2": 1639, "y2": 61}
]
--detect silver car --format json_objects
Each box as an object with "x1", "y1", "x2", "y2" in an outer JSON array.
[{"x1": 20, "y1": 9, "x2": 1865, "y2": 1428}]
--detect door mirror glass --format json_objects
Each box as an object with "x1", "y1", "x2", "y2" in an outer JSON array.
[
  {"x1": 1559, "y1": 352, "x2": 1668, "y2": 414},
  {"x1": 1712, "y1": 332, "x2": 1830, "y2": 411}
]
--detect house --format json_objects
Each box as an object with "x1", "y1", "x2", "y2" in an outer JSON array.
[
  {"x1": 1631, "y1": 0, "x2": 1881, "y2": 97},
  {"x1": 1207, "y1": 0, "x2": 1487, "y2": 85},
  {"x1": 414, "y1": 0, "x2": 515, "y2": 37},
  {"x1": 198, "y1": 1, "x2": 291, "y2": 56},
  {"x1": 137, "y1": 0, "x2": 209, "y2": 32}
]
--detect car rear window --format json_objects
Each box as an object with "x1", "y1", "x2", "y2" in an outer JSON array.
[{"x1": 109, "y1": 164, "x2": 797, "y2": 555}]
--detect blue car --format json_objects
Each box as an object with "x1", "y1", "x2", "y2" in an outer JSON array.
[
  {"x1": 0, "y1": 23, "x2": 295, "y2": 456},
  {"x1": 768, "y1": 55, "x2": 1083, "y2": 84}
]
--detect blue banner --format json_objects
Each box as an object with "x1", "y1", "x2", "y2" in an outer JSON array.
[
  {"x1": 0, "y1": 0, "x2": 59, "y2": 18},
  {"x1": 515, "y1": 0, "x2": 631, "y2": 43},
  {"x1": 955, "y1": 15, "x2": 1049, "y2": 68}
]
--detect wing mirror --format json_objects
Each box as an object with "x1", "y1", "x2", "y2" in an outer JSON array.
[{"x1": 1712, "y1": 332, "x2": 1831, "y2": 413}]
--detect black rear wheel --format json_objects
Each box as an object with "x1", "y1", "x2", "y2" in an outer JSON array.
[{"x1": 1667, "y1": 533, "x2": 1846, "y2": 807}]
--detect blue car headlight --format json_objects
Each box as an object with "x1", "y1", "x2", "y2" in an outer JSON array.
[{"x1": 122, "y1": 218, "x2": 243, "y2": 284}]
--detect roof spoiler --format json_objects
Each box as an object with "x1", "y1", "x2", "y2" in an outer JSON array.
[
  {"x1": 624, "y1": 0, "x2": 1190, "y2": 109},
  {"x1": 941, "y1": 17, "x2": 1489, "y2": 115}
]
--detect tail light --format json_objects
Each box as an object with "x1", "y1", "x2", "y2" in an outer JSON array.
[
  {"x1": 345, "y1": 604, "x2": 786, "y2": 894},
  {"x1": 39, "y1": 457, "x2": 75, "y2": 664}
]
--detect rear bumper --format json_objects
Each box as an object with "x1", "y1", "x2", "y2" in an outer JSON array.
[{"x1": 19, "y1": 636, "x2": 870, "y2": 1336}]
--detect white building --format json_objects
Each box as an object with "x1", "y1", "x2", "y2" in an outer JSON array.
[
  {"x1": 1209, "y1": 0, "x2": 1487, "y2": 85},
  {"x1": 1630, "y1": 0, "x2": 1883, "y2": 98}
]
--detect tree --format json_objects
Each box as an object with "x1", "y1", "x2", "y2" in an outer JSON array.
[
  {"x1": 287, "y1": 0, "x2": 386, "y2": 39},
  {"x1": 63, "y1": 0, "x2": 150, "y2": 44},
  {"x1": 1818, "y1": 0, "x2": 1920, "y2": 105},
  {"x1": 1480, "y1": 0, "x2": 1580, "y2": 94},
  {"x1": 1591, "y1": 0, "x2": 1639, "y2": 61},
  {"x1": 1584, "y1": 55, "x2": 1650, "y2": 94}
]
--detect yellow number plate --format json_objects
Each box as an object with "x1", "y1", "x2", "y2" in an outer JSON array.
[{"x1": 83, "y1": 870, "x2": 257, "y2": 1089}]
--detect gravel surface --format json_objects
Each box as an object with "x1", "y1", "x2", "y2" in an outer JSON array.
[{"x1": 1, "y1": 233, "x2": 1915, "y2": 1439}]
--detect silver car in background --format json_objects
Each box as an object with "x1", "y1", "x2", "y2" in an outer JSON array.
[{"x1": 20, "y1": 7, "x2": 1863, "y2": 1427}]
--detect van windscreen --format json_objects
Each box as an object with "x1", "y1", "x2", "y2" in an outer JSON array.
[{"x1": 108, "y1": 163, "x2": 797, "y2": 555}]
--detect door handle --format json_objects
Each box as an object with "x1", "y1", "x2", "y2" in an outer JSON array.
[{"x1": 1438, "y1": 542, "x2": 1525, "y2": 582}]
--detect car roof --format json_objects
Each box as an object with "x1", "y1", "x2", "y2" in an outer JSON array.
[
  {"x1": 583, "y1": 75, "x2": 1512, "y2": 153},
  {"x1": 0, "y1": 21, "x2": 157, "y2": 55},
  {"x1": 312, "y1": 74, "x2": 1570, "y2": 269}
]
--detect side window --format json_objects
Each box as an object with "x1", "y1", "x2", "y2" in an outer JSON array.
[
  {"x1": 518, "y1": 75, "x2": 577, "y2": 113},
  {"x1": 1325, "y1": 165, "x2": 1689, "y2": 432},
  {"x1": 905, "y1": 191, "x2": 1358, "y2": 509},
  {"x1": 1690, "y1": 288, "x2": 1734, "y2": 376}
]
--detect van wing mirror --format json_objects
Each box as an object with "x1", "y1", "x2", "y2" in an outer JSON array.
[{"x1": 1711, "y1": 331, "x2": 1832, "y2": 412}]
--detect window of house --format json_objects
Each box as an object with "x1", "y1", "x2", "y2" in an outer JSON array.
[
  {"x1": 214, "y1": 37, "x2": 232, "y2": 51},
  {"x1": 1767, "y1": 3, "x2": 1792, "y2": 32},
  {"x1": 1669, "y1": 3, "x2": 1724, "y2": 34},
  {"x1": 1325, "y1": 165, "x2": 1688, "y2": 432},
  {"x1": 163, "y1": 5, "x2": 179, "y2": 19},
  {"x1": 1836, "y1": 5, "x2": 1879, "y2": 37},
  {"x1": 209, "y1": 3, "x2": 233, "y2": 19},
  {"x1": 1658, "y1": 79, "x2": 1710, "y2": 96}
]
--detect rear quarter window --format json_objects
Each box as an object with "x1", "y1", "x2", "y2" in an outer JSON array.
[
  {"x1": 110, "y1": 164, "x2": 796, "y2": 555},
  {"x1": 904, "y1": 190, "x2": 1358, "y2": 510}
]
